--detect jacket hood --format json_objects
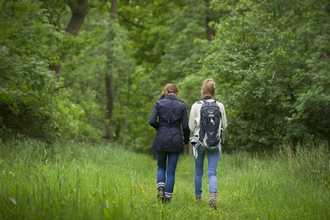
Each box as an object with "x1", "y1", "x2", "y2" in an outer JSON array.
[{"x1": 161, "y1": 94, "x2": 184, "y2": 103}]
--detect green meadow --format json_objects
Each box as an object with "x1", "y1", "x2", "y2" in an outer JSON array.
[{"x1": 0, "y1": 140, "x2": 329, "y2": 220}]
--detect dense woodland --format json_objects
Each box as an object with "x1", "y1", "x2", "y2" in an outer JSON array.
[{"x1": 1, "y1": 0, "x2": 329, "y2": 153}]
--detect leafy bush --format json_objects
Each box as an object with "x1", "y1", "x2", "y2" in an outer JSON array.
[
  {"x1": 203, "y1": 0, "x2": 330, "y2": 150},
  {"x1": 0, "y1": 0, "x2": 85, "y2": 141}
]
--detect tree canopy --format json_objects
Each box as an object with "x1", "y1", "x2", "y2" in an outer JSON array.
[{"x1": 1, "y1": 0, "x2": 329, "y2": 152}]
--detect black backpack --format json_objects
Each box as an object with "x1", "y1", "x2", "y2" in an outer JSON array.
[{"x1": 199, "y1": 100, "x2": 222, "y2": 147}]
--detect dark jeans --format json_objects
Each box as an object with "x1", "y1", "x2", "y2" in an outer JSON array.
[{"x1": 156, "y1": 151, "x2": 180, "y2": 196}]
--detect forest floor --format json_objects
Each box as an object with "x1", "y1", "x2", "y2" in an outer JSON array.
[{"x1": 0, "y1": 140, "x2": 329, "y2": 219}]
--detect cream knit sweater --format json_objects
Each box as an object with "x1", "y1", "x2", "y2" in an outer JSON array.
[{"x1": 188, "y1": 99, "x2": 227, "y2": 136}]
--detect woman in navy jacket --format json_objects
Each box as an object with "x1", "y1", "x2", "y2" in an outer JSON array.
[{"x1": 149, "y1": 84, "x2": 190, "y2": 203}]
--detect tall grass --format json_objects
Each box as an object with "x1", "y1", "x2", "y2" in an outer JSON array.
[{"x1": 0, "y1": 139, "x2": 329, "y2": 219}]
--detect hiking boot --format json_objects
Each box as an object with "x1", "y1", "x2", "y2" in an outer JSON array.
[
  {"x1": 195, "y1": 195, "x2": 202, "y2": 203},
  {"x1": 157, "y1": 186, "x2": 165, "y2": 202},
  {"x1": 209, "y1": 199, "x2": 217, "y2": 210},
  {"x1": 209, "y1": 192, "x2": 217, "y2": 210}
]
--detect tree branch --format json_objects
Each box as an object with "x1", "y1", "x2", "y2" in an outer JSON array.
[
  {"x1": 53, "y1": 75, "x2": 78, "y2": 91},
  {"x1": 118, "y1": 13, "x2": 145, "y2": 29}
]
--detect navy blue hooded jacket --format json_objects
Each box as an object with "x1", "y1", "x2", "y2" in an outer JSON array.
[{"x1": 149, "y1": 94, "x2": 190, "y2": 152}]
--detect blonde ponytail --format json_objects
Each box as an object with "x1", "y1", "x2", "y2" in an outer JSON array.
[{"x1": 202, "y1": 78, "x2": 216, "y2": 97}]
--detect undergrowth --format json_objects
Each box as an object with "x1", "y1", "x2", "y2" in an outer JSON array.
[{"x1": 0, "y1": 139, "x2": 329, "y2": 219}]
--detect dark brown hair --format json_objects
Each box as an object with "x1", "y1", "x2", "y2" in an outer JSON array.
[
  {"x1": 202, "y1": 78, "x2": 216, "y2": 97},
  {"x1": 160, "y1": 84, "x2": 179, "y2": 99}
]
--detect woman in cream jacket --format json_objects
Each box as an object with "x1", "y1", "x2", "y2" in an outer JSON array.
[{"x1": 189, "y1": 78, "x2": 227, "y2": 210}]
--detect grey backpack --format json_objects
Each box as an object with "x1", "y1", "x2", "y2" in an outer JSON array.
[{"x1": 199, "y1": 101, "x2": 222, "y2": 147}]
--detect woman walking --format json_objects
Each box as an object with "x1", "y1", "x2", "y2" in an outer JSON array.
[
  {"x1": 189, "y1": 78, "x2": 227, "y2": 209},
  {"x1": 149, "y1": 84, "x2": 190, "y2": 203}
]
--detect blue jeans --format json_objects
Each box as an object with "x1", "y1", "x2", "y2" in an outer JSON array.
[
  {"x1": 194, "y1": 145, "x2": 221, "y2": 196},
  {"x1": 156, "y1": 151, "x2": 180, "y2": 196}
]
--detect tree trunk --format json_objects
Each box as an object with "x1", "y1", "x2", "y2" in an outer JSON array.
[
  {"x1": 115, "y1": 125, "x2": 120, "y2": 143},
  {"x1": 3, "y1": 0, "x2": 8, "y2": 10},
  {"x1": 104, "y1": 0, "x2": 117, "y2": 142},
  {"x1": 110, "y1": 0, "x2": 117, "y2": 21},
  {"x1": 204, "y1": 0, "x2": 214, "y2": 41},
  {"x1": 52, "y1": 0, "x2": 88, "y2": 82},
  {"x1": 104, "y1": 74, "x2": 113, "y2": 140},
  {"x1": 122, "y1": 77, "x2": 130, "y2": 149}
]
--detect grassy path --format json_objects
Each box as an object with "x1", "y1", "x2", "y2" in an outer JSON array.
[{"x1": 0, "y1": 140, "x2": 329, "y2": 219}]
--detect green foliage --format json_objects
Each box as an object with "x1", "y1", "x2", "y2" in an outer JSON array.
[
  {"x1": 115, "y1": 0, "x2": 216, "y2": 151},
  {"x1": 203, "y1": 0, "x2": 330, "y2": 150},
  {"x1": 52, "y1": 0, "x2": 216, "y2": 150},
  {"x1": 2, "y1": 0, "x2": 329, "y2": 151},
  {"x1": 60, "y1": 7, "x2": 136, "y2": 142},
  {"x1": 0, "y1": 1, "x2": 61, "y2": 96},
  {"x1": 0, "y1": 0, "x2": 84, "y2": 140}
]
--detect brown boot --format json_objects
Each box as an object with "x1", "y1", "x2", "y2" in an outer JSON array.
[
  {"x1": 209, "y1": 193, "x2": 217, "y2": 210},
  {"x1": 209, "y1": 198, "x2": 217, "y2": 210}
]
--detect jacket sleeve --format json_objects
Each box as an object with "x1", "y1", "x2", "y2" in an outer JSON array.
[
  {"x1": 149, "y1": 102, "x2": 159, "y2": 130},
  {"x1": 218, "y1": 102, "x2": 227, "y2": 130},
  {"x1": 189, "y1": 103, "x2": 197, "y2": 132},
  {"x1": 181, "y1": 103, "x2": 190, "y2": 143},
  {"x1": 221, "y1": 105, "x2": 227, "y2": 130}
]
